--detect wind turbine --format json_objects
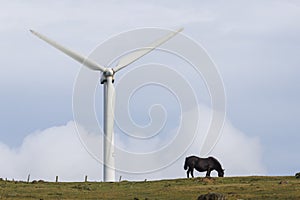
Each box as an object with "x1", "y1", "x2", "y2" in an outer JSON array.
[{"x1": 30, "y1": 28, "x2": 183, "y2": 182}]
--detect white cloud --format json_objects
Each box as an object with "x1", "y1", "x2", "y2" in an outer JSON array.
[
  {"x1": 183, "y1": 105, "x2": 266, "y2": 177},
  {"x1": 0, "y1": 104, "x2": 265, "y2": 182},
  {"x1": 118, "y1": 105, "x2": 266, "y2": 180},
  {"x1": 210, "y1": 121, "x2": 266, "y2": 176},
  {"x1": 0, "y1": 121, "x2": 102, "y2": 182}
]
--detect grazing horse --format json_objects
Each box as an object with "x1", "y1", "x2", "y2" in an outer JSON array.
[{"x1": 184, "y1": 156, "x2": 224, "y2": 178}]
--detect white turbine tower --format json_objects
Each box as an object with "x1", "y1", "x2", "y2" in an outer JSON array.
[{"x1": 30, "y1": 28, "x2": 183, "y2": 182}]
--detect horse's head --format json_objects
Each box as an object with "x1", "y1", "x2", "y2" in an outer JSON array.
[
  {"x1": 218, "y1": 169, "x2": 225, "y2": 177},
  {"x1": 184, "y1": 157, "x2": 188, "y2": 170}
]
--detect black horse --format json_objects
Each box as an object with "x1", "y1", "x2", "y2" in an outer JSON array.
[{"x1": 184, "y1": 156, "x2": 224, "y2": 178}]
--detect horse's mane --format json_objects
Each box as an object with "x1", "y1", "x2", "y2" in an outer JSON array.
[{"x1": 208, "y1": 156, "x2": 222, "y2": 169}]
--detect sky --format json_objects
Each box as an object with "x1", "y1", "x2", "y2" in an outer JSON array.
[{"x1": 0, "y1": 0, "x2": 299, "y2": 181}]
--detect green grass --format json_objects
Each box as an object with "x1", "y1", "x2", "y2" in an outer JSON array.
[{"x1": 0, "y1": 176, "x2": 299, "y2": 199}]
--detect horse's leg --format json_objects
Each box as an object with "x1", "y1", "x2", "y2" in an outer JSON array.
[
  {"x1": 191, "y1": 168, "x2": 194, "y2": 178},
  {"x1": 187, "y1": 168, "x2": 190, "y2": 178},
  {"x1": 205, "y1": 168, "x2": 211, "y2": 177}
]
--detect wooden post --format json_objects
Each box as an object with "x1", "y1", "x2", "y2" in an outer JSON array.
[
  {"x1": 27, "y1": 174, "x2": 30, "y2": 183},
  {"x1": 119, "y1": 176, "x2": 122, "y2": 182},
  {"x1": 55, "y1": 176, "x2": 58, "y2": 183},
  {"x1": 85, "y1": 175, "x2": 88, "y2": 182}
]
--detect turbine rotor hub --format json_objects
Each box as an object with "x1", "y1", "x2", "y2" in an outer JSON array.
[
  {"x1": 104, "y1": 68, "x2": 114, "y2": 76},
  {"x1": 101, "y1": 68, "x2": 115, "y2": 84}
]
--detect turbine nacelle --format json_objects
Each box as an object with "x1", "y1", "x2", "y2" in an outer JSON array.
[{"x1": 101, "y1": 68, "x2": 115, "y2": 84}]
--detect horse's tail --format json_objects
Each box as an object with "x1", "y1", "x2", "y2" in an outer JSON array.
[{"x1": 184, "y1": 157, "x2": 188, "y2": 170}]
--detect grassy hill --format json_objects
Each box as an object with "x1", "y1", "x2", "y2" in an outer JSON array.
[{"x1": 0, "y1": 176, "x2": 299, "y2": 199}]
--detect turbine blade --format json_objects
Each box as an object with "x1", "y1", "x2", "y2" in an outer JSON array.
[
  {"x1": 113, "y1": 28, "x2": 183, "y2": 72},
  {"x1": 30, "y1": 30, "x2": 105, "y2": 72}
]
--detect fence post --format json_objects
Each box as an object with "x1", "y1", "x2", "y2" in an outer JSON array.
[
  {"x1": 55, "y1": 176, "x2": 59, "y2": 183},
  {"x1": 27, "y1": 174, "x2": 30, "y2": 183},
  {"x1": 85, "y1": 175, "x2": 88, "y2": 182},
  {"x1": 119, "y1": 176, "x2": 122, "y2": 182}
]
